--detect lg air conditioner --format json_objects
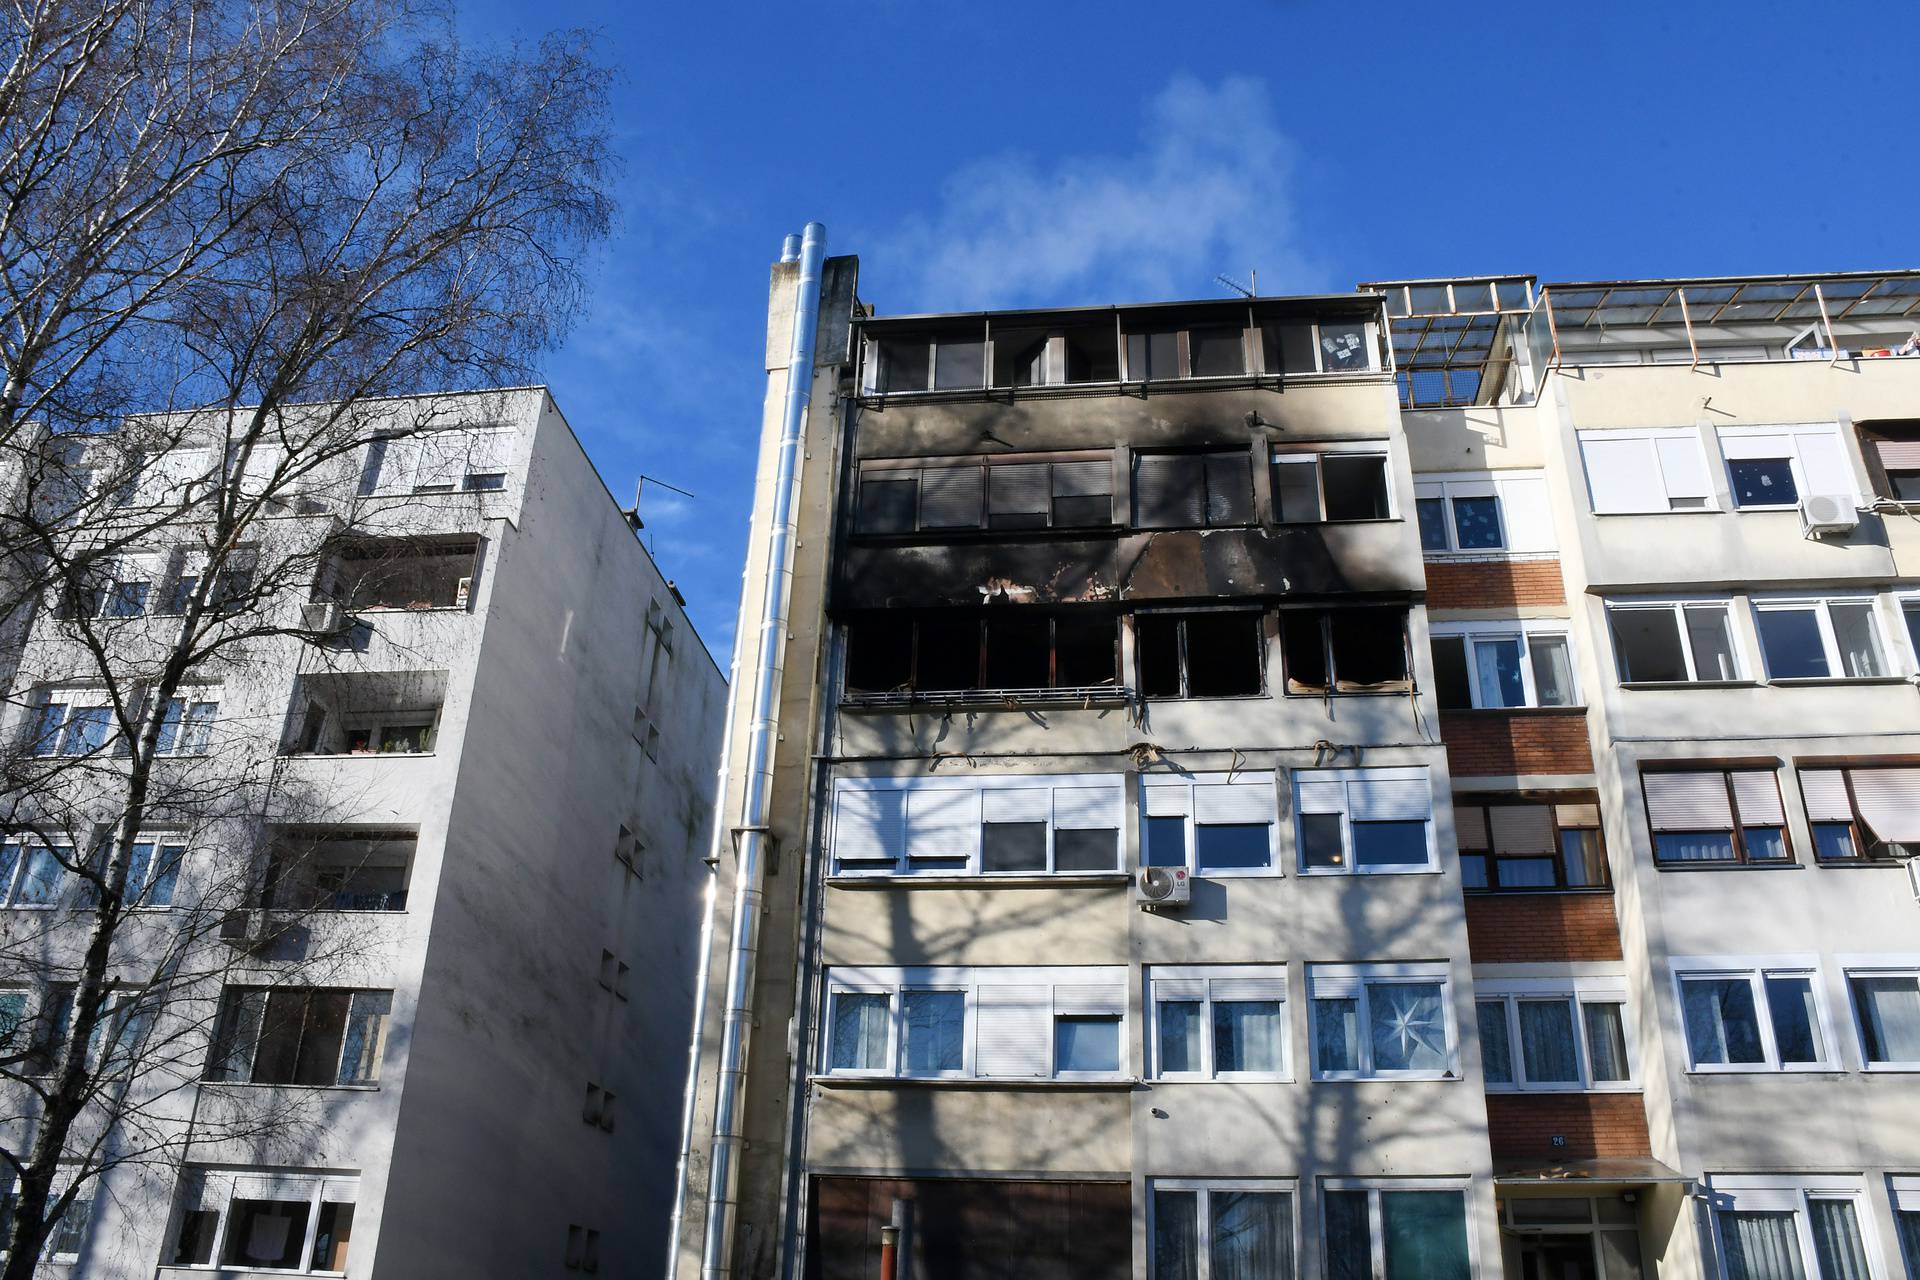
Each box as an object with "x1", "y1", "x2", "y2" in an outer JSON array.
[{"x1": 1135, "y1": 865, "x2": 1191, "y2": 910}]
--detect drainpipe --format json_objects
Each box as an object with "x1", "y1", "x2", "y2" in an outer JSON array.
[
  {"x1": 667, "y1": 232, "x2": 804, "y2": 1277},
  {"x1": 700, "y1": 222, "x2": 828, "y2": 1280}
]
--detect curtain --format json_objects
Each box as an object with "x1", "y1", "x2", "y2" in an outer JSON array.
[
  {"x1": 1519, "y1": 1000, "x2": 1580, "y2": 1083},
  {"x1": 1477, "y1": 1003, "x2": 1512, "y2": 1083},
  {"x1": 1159, "y1": 1001, "x2": 1204, "y2": 1074},
  {"x1": 1808, "y1": 1200, "x2": 1868, "y2": 1280},
  {"x1": 829, "y1": 993, "x2": 889, "y2": 1070},
  {"x1": 1851, "y1": 976, "x2": 1920, "y2": 1063},
  {"x1": 1212, "y1": 1191, "x2": 1293, "y2": 1280},
  {"x1": 1381, "y1": 1191, "x2": 1469, "y2": 1280},
  {"x1": 1315, "y1": 999, "x2": 1360, "y2": 1072},
  {"x1": 1681, "y1": 979, "x2": 1763, "y2": 1064},
  {"x1": 1323, "y1": 1191, "x2": 1371, "y2": 1280},
  {"x1": 1720, "y1": 1211, "x2": 1806, "y2": 1280},
  {"x1": 1529, "y1": 636, "x2": 1575, "y2": 706},
  {"x1": 1583, "y1": 1003, "x2": 1631, "y2": 1081},
  {"x1": 1475, "y1": 639, "x2": 1525, "y2": 707},
  {"x1": 1215, "y1": 1002, "x2": 1284, "y2": 1074},
  {"x1": 1370, "y1": 983, "x2": 1446, "y2": 1072},
  {"x1": 1763, "y1": 976, "x2": 1825, "y2": 1064},
  {"x1": 1152, "y1": 1189, "x2": 1200, "y2": 1280}
]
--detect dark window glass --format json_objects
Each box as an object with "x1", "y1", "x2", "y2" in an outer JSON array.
[
  {"x1": 1812, "y1": 822, "x2": 1859, "y2": 861},
  {"x1": 224, "y1": 1200, "x2": 310, "y2": 1269},
  {"x1": 1756, "y1": 609, "x2": 1830, "y2": 679},
  {"x1": 1261, "y1": 322, "x2": 1316, "y2": 374},
  {"x1": 1560, "y1": 829, "x2": 1607, "y2": 886},
  {"x1": 1654, "y1": 831, "x2": 1737, "y2": 862},
  {"x1": 1271, "y1": 458, "x2": 1321, "y2": 522},
  {"x1": 249, "y1": 991, "x2": 309, "y2": 1083},
  {"x1": 1610, "y1": 610, "x2": 1688, "y2": 682},
  {"x1": 1126, "y1": 330, "x2": 1181, "y2": 380},
  {"x1": 1138, "y1": 615, "x2": 1182, "y2": 697},
  {"x1": 879, "y1": 340, "x2": 929, "y2": 392},
  {"x1": 982, "y1": 822, "x2": 1046, "y2": 873},
  {"x1": 1063, "y1": 325, "x2": 1120, "y2": 382},
  {"x1": 857, "y1": 478, "x2": 916, "y2": 533},
  {"x1": 293, "y1": 990, "x2": 350, "y2": 1085},
  {"x1": 1891, "y1": 471, "x2": 1920, "y2": 501},
  {"x1": 1329, "y1": 611, "x2": 1408, "y2": 687},
  {"x1": 1195, "y1": 824, "x2": 1270, "y2": 871},
  {"x1": 1460, "y1": 853, "x2": 1489, "y2": 889},
  {"x1": 1204, "y1": 453, "x2": 1255, "y2": 525},
  {"x1": 845, "y1": 617, "x2": 913, "y2": 693},
  {"x1": 1417, "y1": 497, "x2": 1448, "y2": 550},
  {"x1": 1729, "y1": 457, "x2": 1798, "y2": 507},
  {"x1": 932, "y1": 338, "x2": 985, "y2": 390},
  {"x1": 991, "y1": 328, "x2": 1051, "y2": 387},
  {"x1": 1323, "y1": 1190, "x2": 1372, "y2": 1280},
  {"x1": 1322, "y1": 455, "x2": 1390, "y2": 521},
  {"x1": 1432, "y1": 637, "x2": 1472, "y2": 710},
  {"x1": 1352, "y1": 820, "x2": 1428, "y2": 867},
  {"x1": 1318, "y1": 322, "x2": 1370, "y2": 372},
  {"x1": 983, "y1": 614, "x2": 1050, "y2": 689},
  {"x1": 1451, "y1": 496, "x2": 1503, "y2": 548},
  {"x1": 1184, "y1": 613, "x2": 1264, "y2": 697},
  {"x1": 1052, "y1": 493, "x2": 1111, "y2": 527},
  {"x1": 917, "y1": 621, "x2": 979, "y2": 691},
  {"x1": 1743, "y1": 826, "x2": 1788, "y2": 860},
  {"x1": 1054, "y1": 828, "x2": 1118, "y2": 872},
  {"x1": 1189, "y1": 327, "x2": 1246, "y2": 377},
  {"x1": 1281, "y1": 613, "x2": 1329, "y2": 690},
  {"x1": 172, "y1": 1210, "x2": 219, "y2": 1265},
  {"x1": 1054, "y1": 615, "x2": 1117, "y2": 687},
  {"x1": 1299, "y1": 811, "x2": 1345, "y2": 869},
  {"x1": 1145, "y1": 816, "x2": 1186, "y2": 867}
]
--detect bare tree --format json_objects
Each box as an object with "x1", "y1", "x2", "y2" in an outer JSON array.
[{"x1": 0, "y1": 0, "x2": 614, "y2": 1270}]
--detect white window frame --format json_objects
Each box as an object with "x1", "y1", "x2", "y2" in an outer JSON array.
[
  {"x1": 1412, "y1": 471, "x2": 1552, "y2": 555},
  {"x1": 1605, "y1": 598, "x2": 1746, "y2": 684},
  {"x1": 1429, "y1": 622, "x2": 1579, "y2": 709},
  {"x1": 151, "y1": 687, "x2": 221, "y2": 757},
  {"x1": 1475, "y1": 976, "x2": 1636, "y2": 1093},
  {"x1": 1704, "y1": 1175, "x2": 1882, "y2": 1280},
  {"x1": 1750, "y1": 595, "x2": 1890, "y2": 682},
  {"x1": 1716, "y1": 423, "x2": 1860, "y2": 510},
  {"x1": 363, "y1": 426, "x2": 513, "y2": 496},
  {"x1": 828, "y1": 773, "x2": 1126, "y2": 879},
  {"x1": 28, "y1": 687, "x2": 117, "y2": 757},
  {"x1": 1308, "y1": 963, "x2": 1457, "y2": 1081},
  {"x1": 1577, "y1": 428, "x2": 1718, "y2": 514},
  {"x1": 819, "y1": 965, "x2": 1128, "y2": 1083},
  {"x1": 206, "y1": 986, "x2": 394, "y2": 1088},
  {"x1": 1148, "y1": 965, "x2": 1292, "y2": 1082},
  {"x1": 1293, "y1": 767, "x2": 1437, "y2": 876},
  {"x1": 4, "y1": 1166, "x2": 94, "y2": 1263},
  {"x1": 126, "y1": 832, "x2": 189, "y2": 908},
  {"x1": 1147, "y1": 1178, "x2": 1300, "y2": 1280},
  {"x1": 1837, "y1": 955, "x2": 1920, "y2": 1072},
  {"x1": 1139, "y1": 771, "x2": 1281, "y2": 879},
  {"x1": 1897, "y1": 592, "x2": 1920, "y2": 675},
  {"x1": 167, "y1": 1167, "x2": 360, "y2": 1275},
  {"x1": 1318, "y1": 1178, "x2": 1476, "y2": 1280},
  {"x1": 0, "y1": 836, "x2": 73, "y2": 908},
  {"x1": 1270, "y1": 447, "x2": 1395, "y2": 523},
  {"x1": 1671, "y1": 956, "x2": 1837, "y2": 1073}
]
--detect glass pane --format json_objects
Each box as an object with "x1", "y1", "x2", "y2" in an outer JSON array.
[
  {"x1": 1451, "y1": 496, "x2": 1503, "y2": 549},
  {"x1": 1655, "y1": 832, "x2": 1738, "y2": 863},
  {"x1": 1055, "y1": 1015, "x2": 1120, "y2": 1073},
  {"x1": 1314, "y1": 998, "x2": 1359, "y2": 1072},
  {"x1": 1561, "y1": 829, "x2": 1606, "y2": 887},
  {"x1": 1432, "y1": 637, "x2": 1472, "y2": 710},
  {"x1": 1323, "y1": 1190, "x2": 1372, "y2": 1280},
  {"x1": 1382, "y1": 1190, "x2": 1470, "y2": 1280},
  {"x1": 15, "y1": 848, "x2": 66, "y2": 904},
  {"x1": 1417, "y1": 498, "x2": 1448, "y2": 551},
  {"x1": 1196, "y1": 824, "x2": 1271, "y2": 872},
  {"x1": 1459, "y1": 853, "x2": 1489, "y2": 889},
  {"x1": 1681, "y1": 977, "x2": 1764, "y2": 1064},
  {"x1": 1474, "y1": 638, "x2": 1526, "y2": 707},
  {"x1": 1730, "y1": 457, "x2": 1800, "y2": 507},
  {"x1": 1370, "y1": 982, "x2": 1447, "y2": 1072},
  {"x1": 1153, "y1": 1189, "x2": 1200, "y2": 1280},
  {"x1": 1158, "y1": 1000, "x2": 1204, "y2": 1074},
  {"x1": 1766, "y1": 975, "x2": 1825, "y2": 1064},
  {"x1": 1610, "y1": 610, "x2": 1688, "y2": 682},
  {"x1": 1273, "y1": 458, "x2": 1322, "y2": 523},
  {"x1": 1743, "y1": 827, "x2": 1789, "y2": 860},
  {"x1": 223, "y1": 1199, "x2": 312, "y2": 1269},
  {"x1": 1212, "y1": 1191, "x2": 1294, "y2": 1280},
  {"x1": 1685, "y1": 607, "x2": 1739, "y2": 680},
  {"x1": 1894, "y1": 1211, "x2": 1920, "y2": 1280},
  {"x1": 901, "y1": 991, "x2": 964, "y2": 1074},
  {"x1": 1519, "y1": 999, "x2": 1580, "y2": 1082},
  {"x1": 1352, "y1": 821, "x2": 1429, "y2": 868},
  {"x1": 981, "y1": 822, "x2": 1046, "y2": 873},
  {"x1": 1584, "y1": 1003, "x2": 1631, "y2": 1081},
  {"x1": 1809, "y1": 1200, "x2": 1870, "y2": 1280},
  {"x1": 932, "y1": 338, "x2": 985, "y2": 389},
  {"x1": 1215, "y1": 1001, "x2": 1284, "y2": 1074},
  {"x1": 1812, "y1": 823, "x2": 1859, "y2": 861},
  {"x1": 857, "y1": 478, "x2": 915, "y2": 533},
  {"x1": 829, "y1": 993, "x2": 889, "y2": 1071},
  {"x1": 1905, "y1": 603, "x2": 1920, "y2": 662},
  {"x1": 1190, "y1": 327, "x2": 1247, "y2": 377},
  {"x1": 880, "y1": 340, "x2": 929, "y2": 392},
  {"x1": 1146, "y1": 815, "x2": 1188, "y2": 868},
  {"x1": 1530, "y1": 636, "x2": 1576, "y2": 706},
  {"x1": 1477, "y1": 1001, "x2": 1513, "y2": 1083},
  {"x1": 1757, "y1": 609, "x2": 1831, "y2": 679},
  {"x1": 1319, "y1": 322, "x2": 1370, "y2": 372},
  {"x1": 1827, "y1": 603, "x2": 1884, "y2": 677},
  {"x1": 1054, "y1": 828, "x2": 1119, "y2": 872},
  {"x1": 1720, "y1": 1211, "x2": 1808, "y2": 1280},
  {"x1": 1850, "y1": 975, "x2": 1920, "y2": 1063}
]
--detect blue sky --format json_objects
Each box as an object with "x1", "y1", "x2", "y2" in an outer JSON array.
[{"x1": 458, "y1": 0, "x2": 1912, "y2": 665}]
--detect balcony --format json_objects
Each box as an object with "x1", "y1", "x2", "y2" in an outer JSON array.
[
  {"x1": 314, "y1": 534, "x2": 480, "y2": 613},
  {"x1": 263, "y1": 828, "x2": 414, "y2": 912},
  {"x1": 281, "y1": 671, "x2": 445, "y2": 757}
]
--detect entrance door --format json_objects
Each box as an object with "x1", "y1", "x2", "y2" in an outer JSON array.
[{"x1": 1501, "y1": 1196, "x2": 1647, "y2": 1280}]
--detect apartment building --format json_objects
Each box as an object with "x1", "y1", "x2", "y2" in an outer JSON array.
[
  {"x1": 676, "y1": 243, "x2": 1920, "y2": 1280},
  {"x1": 1, "y1": 387, "x2": 723, "y2": 1276}
]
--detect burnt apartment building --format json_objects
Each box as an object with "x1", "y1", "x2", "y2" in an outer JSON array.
[{"x1": 673, "y1": 230, "x2": 1920, "y2": 1280}]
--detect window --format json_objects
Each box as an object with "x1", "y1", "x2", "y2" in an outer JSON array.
[
  {"x1": 206, "y1": 987, "x2": 393, "y2": 1086},
  {"x1": 1643, "y1": 768, "x2": 1791, "y2": 865},
  {"x1": 1717, "y1": 425, "x2": 1857, "y2": 509},
  {"x1": 359, "y1": 427, "x2": 511, "y2": 495},
  {"x1": 1606, "y1": 601, "x2": 1741, "y2": 683},
  {"x1": 1260, "y1": 318, "x2": 1374, "y2": 375},
  {"x1": 168, "y1": 1168, "x2": 357, "y2": 1273},
  {"x1": 563, "y1": 1224, "x2": 603, "y2": 1273},
  {"x1": 1860, "y1": 423, "x2": 1920, "y2": 502},
  {"x1": 29, "y1": 689, "x2": 115, "y2": 757},
  {"x1": 1271, "y1": 451, "x2": 1392, "y2": 523},
  {"x1": 820, "y1": 966, "x2": 1127, "y2": 1081},
  {"x1": 1673, "y1": 959, "x2": 1831, "y2": 1070},
  {"x1": 854, "y1": 456, "x2": 1115, "y2": 534},
  {"x1": 1321, "y1": 1182, "x2": 1470, "y2": 1280},
  {"x1": 1431, "y1": 627, "x2": 1577, "y2": 709},
  {"x1": 1799, "y1": 765, "x2": 1920, "y2": 861},
  {"x1": 1142, "y1": 772, "x2": 1279, "y2": 876},
  {"x1": 1903, "y1": 597, "x2": 1920, "y2": 670},
  {"x1": 264, "y1": 831, "x2": 414, "y2": 910},
  {"x1": 1134, "y1": 451, "x2": 1255, "y2": 528},
  {"x1": 1577, "y1": 428, "x2": 1715, "y2": 513},
  {"x1": 1414, "y1": 472, "x2": 1555, "y2": 554},
  {"x1": 0, "y1": 1168, "x2": 94, "y2": 1263},
  {"x1": 1753, "y1": 598, "x2": 1887, "y2": 680},
  {"x1": 1706, "y1": 1179, "x2": 1873, "y2": 1280},
  {"x1": 842, "y1": 612, "x2": 1119, "y2": 701},
  {"x1": 60, "y1": 554, "x2": 164, "y2": 620},
  {"x1": 1294, "y1": 768, "x2": 1435, "y2": 876},
  {"x1": 1150, "y1": 1180, "x2": 1296, "y2": 1280},
  {"x1": 116, "y1": 447, "x2": 213, "y2": 509},
  {"x1": 1124, "y1": 325, "x2": 1249, "y2": 382},
  {"x1": 1308, "y1": 965, "x2": 1454, "y2": 1079},
  {"x1": 830, "y1": 775, "x2": 1122, "y2": 878},
  {"x1": 870, "y1": 331, "x2": 986, "y2": 392},
  {"x1": 314, "y1": 537, "x2": 480, "y2": 612},
  {"x1": 1890, "y1": 1178, "x2": 1920, "y2": 1279},
  {"x1": 1455, "y1": 796, "x2": 1607, "y2": 891},
  {"x1": 1150, "y1": 967, "x2": 1289, "y2": 1080},
  {"x1": 1477, "y1": 979, "x2": 1633, "y2": 1090},
  {"x1": 0, "y1": 839, "x2": 72, "y2": 907},
  {"x1": 1137, "y1": 610, "x2": 1265, "y2": 698},
  {"x1": 1842, "y1": 962, "x2": 1920, "y2": 1069},
  {"x1": 124, "y1": 836, "x2": 187, "y2": 907},
  {"x1": 1279, "y1": 608, "x2": 1410, "y2": 693},
  {"x1": 153, "y1": 692, "x2": 219, "y2": 756}
]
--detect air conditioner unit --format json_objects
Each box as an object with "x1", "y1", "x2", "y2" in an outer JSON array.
[
  {"x1": 301, "y1": 600, "x2": 344, "y2": 633},
  {"x1": 1135, "y1": 865, "x2": 1191, "y2": 910},
  {"x1": 1799, "y1": 494, "x2": 1859, "y2": 537},
  {"x1": 218, "y1": 908, "x2": 280, "y2": 949}
]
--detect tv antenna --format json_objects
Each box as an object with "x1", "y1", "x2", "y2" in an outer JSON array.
[
  {"x1": 1215, "y1": 271, "x2": 1257, "y2": 298},
  {"x1": 622, "y1": 473, "x2": 696, "y2": 533}
]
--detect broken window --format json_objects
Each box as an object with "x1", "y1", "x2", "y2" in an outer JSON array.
[
  {"x1": 206, "y1": 987, "x2": 393, "y2": 1086},
  {"x1": 315, "y1": 536, "x2": 479, "y2": 611},
  {"x1": 855, "y1": 456, "x2": 1114, "y2": 534},
  {"x1": 990, "y1": 326, "x2": 1053, "y2": 388},
  {"x1": 842, "y1": 613, "x2": 1118, "y2": 699},
  {"x1": 168, "y1": 1170, "x2": 357, "y2": 1272},
  {"x1": 1271, "y1": 451, "x2": 1392, "y2": 522},
  {"x1": 1133, "y1": 451, "x2": 1254, "y2": 529},
  {"x1": 1137, "y1": 611, "x2": 1265, "y2": 698},
  {"x1": 1280, "y1": 608, "x2": 1410, "y2": 693},
  {"x1": 1859, "y1": 421, "x2": 1920, "y2": 501}
]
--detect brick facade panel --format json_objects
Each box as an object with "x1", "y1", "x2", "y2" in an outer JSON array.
[
  {"x1": 1466, "y1": 893, "x2": 1623, "y2": 963},
  {"x1": 1440, "y1": 710, "x2": 1593, "y2": 777},
  {"x1": 1485, "y1": 1093, "x2": 1652, "y2": 1161},
  {"x1": 1425, "y1": 559, "x2": 1567, "y2": 609}
]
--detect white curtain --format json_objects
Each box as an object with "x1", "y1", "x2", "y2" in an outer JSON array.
[
  {"x1": 1211, "y1": 1191, "x2": 1293, "y2": 1280},
  {"x1": 1852, "y1": 977, "x2": 1920, "y2": 1063},
  {"x1": 1370, "y1": 983, "x2": 1446, "y2": 1072},
  {"x1": 1214, "y1": 1002, "x2": 1284, "y2": 1074},
  {"x1": 828, "y1": 993, "x2": 888, "y2": 1070},
  {"x1": 1808, "y1": 1200, "x2": 1869, "y2": 1280},
  {"x1": 1720, "y1": 1211, "x2": 1806, "y2": 1280},
  {"x1": 1518, "y1": 1000, "x2": 1579, "y2": 1083},
  {"x1": 1682, "y1": 978, "x2": 1763, "y2": 1064}
]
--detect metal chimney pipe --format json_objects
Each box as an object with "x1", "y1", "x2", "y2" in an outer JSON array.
[{"x1": 699, "y1": 221, "x2": 827, "y2": 1280}]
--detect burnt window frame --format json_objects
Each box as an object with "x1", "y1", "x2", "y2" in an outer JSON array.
[
  {"x1": 1134, "y1": 606, "x2": 1268, "y2": 700},
  {"x1": 1268, "y1": 447, "x2": 1396, "y2": 524},
  {"x1": 1640, "y1": 765, "x2": 1795, "y2": 868},
  {"x1": 1454, "y1": 793, "x2": 1610, "y2": 893},
  {"x1": 841, "y1": 611, "x2": 1122, "y2": 703},
  {"x1": 1277, "y1": 606, "x2": 1412, "y2": 696},
  {"x1": 1856, "y1": 420, "x2": 1920, "y2": 503},
  {"x1": 853, "y1": 455, "x2": 1117, "y2": 536},
  {"x1": 1130, "y1": 448, "x2": 1257, "y2": 530}
]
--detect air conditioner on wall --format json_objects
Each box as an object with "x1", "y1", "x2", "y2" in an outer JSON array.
[
  {"x1": 1135, "y1": 865, "x2": 1191, "y2": 910},
  {"x1": 1799, "y1": 494, "x2": 1858, "y2": 537}
]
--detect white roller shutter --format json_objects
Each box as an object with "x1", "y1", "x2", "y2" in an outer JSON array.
[
  {"x1": 1053, "y1": 784, "x2": 1122, "y2": 830},
  {"x1": 1053, "y1": 982, "x2": 1125, "y2": 1017},
  {"x1": 918, "y1": 466, "x2": 984, "y2": 529},
  {"x1": 1348, "y1": 775, "x2": 1432, "y2": 822},
  {"x1": 1718, "y1": 431, "x2": 1792, "y2": 461},
  {"x1": 1728, "y1": 771, "x2": 1786, "y2": 826},
  {"x1": 974, "y1": 985, "x2": 1050, "y2": 1077},
  {"x1": 1489, "y1": 804, "x2": 1555, "y2": 854},
  {"x1": 318, "y1": 1178, "x2": 358, "y2": 1204},
  {"x1": 1194, "y1": 779, "x2": 1277, "y2": 825},
  {"x1": 905, "y1": 788, "x2": 979, "y2": 862},
  {"x1": 231, "y1": 1173, "x2": 317, "y2": 1202},
  {"x1": 1151, "y1": 977, "x2": 1207, "y2": 1003},
  {"x1": 1209, "y1": 975, "x2": 1288, "y2": 1003},
  {"x1": 465, "y1": 428, "x2": 512, "y2": 479},
  {"x1": 1494, "y1": 473, "x2": 1556, "y2": 551},
  {"x1": 1306, "y1": 969, "x2": 1363, "y2": 1000},
  {"x1": 1654, "y1": 433, "x2": 1714, "y2": 504},
  {"x1": 982, "y1": 787, "x2": 1049, "y2": 824},
  {"x1": 1580, "y1": 435, "x2": 1660, "y2": 513},
  {"x1": 1143, "y1": 782, "x2": 1190, "y2": 817},
  {"x1": 1798, "y1": 769, "x2": 1854, "y2": 823},
  {"x1": 1643, "y1": 772, "x2": 1734, "y2": 831},
  {"x1": 1294, "y1": 780, "x2": 1348, "y2": 815},
  {"x1": 833, "y1": 789, "x2": 906, "y2": 864},
  {"x1": 1794, "y1": 428, "x2": 1856, "y2": 501},
  {"x1": 1850, "y1": 767, "x2": 1920, "y2": 843}
]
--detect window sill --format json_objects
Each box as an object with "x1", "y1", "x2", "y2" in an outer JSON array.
[
  {"x1": 282, "y1": 751, "x2": 438, "y2": 760},
  {"x1": 1860, "y1": 1063, "x2": 1920, "y2": 1073},
  {"x1": 1590, "y1": 509, "x2": 1722, "y2": 517},
  {"x1": 855, "y1": 371, "x2": 1386, "y2": 407},
  {"x1": 1652, "y1": 861, "x2": 1801, "y2": 872},
  {"x1": 1283, "y1": 685, "x2": 1416, "y2": 699},
  {"x1": 827, "y1": 873, "x2": 1130, "y2": 889},
  {"x1": 1485, "y1": 1084, "x2": 1643, "y2": 1095},
  {"x1": 1683, "y1": 1065, "x2": 1841, "y2": 1076},
  {"x1": 1438, "y1": 705, "x2": 1588, "y2": 716},
  {"x1": 199, "y1": 1080, "x2": 381, "y2": 1092},
  {"x1": 348, "y1": 604, "x2": 472, "y2": 615},
  {"x1": 1618, "y1": 680, "x2": 1760, "y2": 690},
  {"x1": 842, "y1": 686, "x2": 1131, "y2": 711},
  {"x1": 1150, "y1": 1075, "x2": 1294, "y2": 1085},
  {"x1": 811, "y1": 1074, "x2": 1137, "y2": 1091},
  {"x1": 1423, "y1": 550, "x2": 1560, "y2": 564},
  {"x1": 1812, "y1": 858, "x2": 1906, "y2": 869},
  {"x1": 1299, "y1": 866, "x2": 1441, "y2": 878},
  {"x1": 1313, "y1": 1072, "x2": 1459, "y2": 1084},
  {"x1": 1763, "y1": 676, "x2": 1910, "y2": 688},
  {"x1": 1463, "y1": 886, "x2": 1614, "y2": 897}
]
